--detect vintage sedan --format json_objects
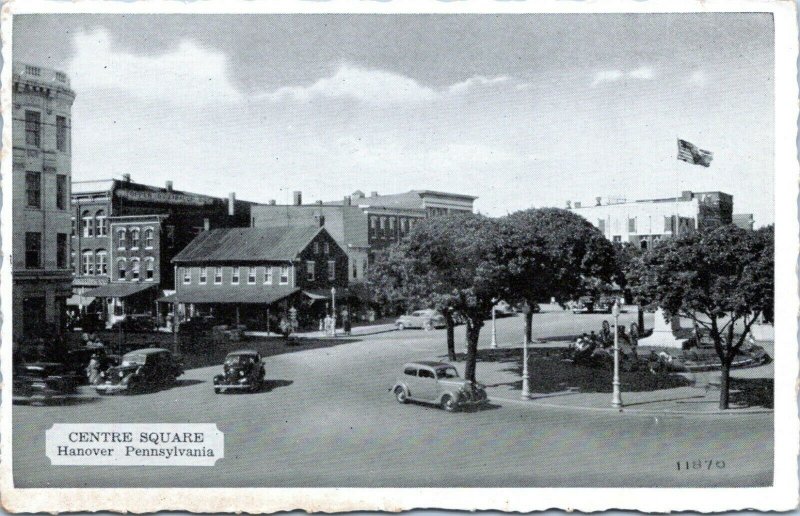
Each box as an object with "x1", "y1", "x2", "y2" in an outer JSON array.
[
  {"x1": 95, "y1": 348, "x2": 183, "y2": 394},
  {"x1": 395, "y1": 309, "x2": 446, "y2": 331},
  {"x1": 391, "y1": 361, "x2": 488, "y2": 412},
  {"x1": 213, "y1": 350, "x2": 265, "y2": 393},
  {"x1": 13, "y1": 362, "x2": 79, "y2": 403}
]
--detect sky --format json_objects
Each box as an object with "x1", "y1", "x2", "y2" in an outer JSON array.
[{"x1": 13, "y1": 13, "x2": 775, "y2": 225}]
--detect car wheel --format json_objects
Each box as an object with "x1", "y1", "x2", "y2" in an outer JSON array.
[
  {"x1": 214, "y1": 387, "x2": 221, "y2": 394},
  {"x1": 440, "y1": 394, "x2": 458, "y2": 412},
  {"x1": 396, "y1": 323, "x2": 405, "y2": 331},
  {"x1": 395, "y1": 387, "x2": 408, "y2": 404}
]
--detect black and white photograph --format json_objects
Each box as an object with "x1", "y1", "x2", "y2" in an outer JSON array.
[{"x1": 1, "y1": 1, "x2": 797, "y2": 513}]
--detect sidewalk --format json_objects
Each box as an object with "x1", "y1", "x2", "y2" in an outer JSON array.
[
  {"x1": 474, "y1": 344, "x2": 773, "y2": 416},
  {"x1": 290, "y1": 323, "x2": 398, "y2": 339}
]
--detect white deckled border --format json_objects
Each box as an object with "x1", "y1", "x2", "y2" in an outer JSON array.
[{"x1": 1, "y1": 0, "x2": 797, "y2": 513}]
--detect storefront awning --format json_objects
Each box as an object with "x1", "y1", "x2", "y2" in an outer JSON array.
[
  {"x1": 157, "y1": 287, "x2": 300, "y2": 305},
  {"x1": 66, "y1": 294, "x2": 96, "y2": 307},
  {"x1": 303, "y1": 291, "x2": 329, "y2": 300},
  {"x1": 84, "y1": 282, "x2": 157, "y2": 299}
]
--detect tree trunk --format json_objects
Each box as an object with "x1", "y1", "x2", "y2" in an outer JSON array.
[
  {"x1": 445, "y1": 309, "x2": 456, "y2": 361},
  {"x1": 637, "y1": 304, "x2": 645, "y2": 334},
  {"x1": 719, "y1": 361, "x2": 731, "y2": 410},
  {"x1": 463, "y1": 319, "x2": 481, "y2": 382},
  {"x1": 523, "y1": 301, "x2": 533, "y2": 345}
]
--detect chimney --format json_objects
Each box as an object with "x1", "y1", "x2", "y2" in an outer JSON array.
[
  {"x1": 316, "y1": 200, "x2": 323, "y2": 205},
  {"x1": 165, "y1": 180, "x2": 173, "y2": 191},
  {"x1": 344, "y1": 196, "x2": 351, "y2": 206},
  {"x1": 566, "y1": 200, "x2": 572, "y2": 209},
  {"x1": 122, "y1": 173, "x2": 131, "y2": 183},
  {"x1": 268, "y1": 199, "x2": 276, "y2": 206},
  {"x1": 293, "y1": 191, "x2": 302, "y2": 206},
  {"x1": 681, "y1": 190, "x2": 693, "y2": 201},
  {"x1": 228, "y1": 192, "x2": 236, "y2": 216},
  {"x1": 370, "y1": 191, "x2": 378, "y2": 198},
  {"x1": 595, "y1": 196, "x2": 602, "y2": 206},
  {"x1": 317, "y1": 215, "x2": 326, "y2": 227},
  {"x1": 574, "y1": 201, "x2": 582, "y2": 208}
]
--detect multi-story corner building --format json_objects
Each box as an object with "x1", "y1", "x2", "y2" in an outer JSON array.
[
  {"x1": 73, "y1": 175, "x2": 252, "y2": 327},
  {"x1": 11, "y1": 63, "x2": 76, "y2": 343},
  {"x1": 251, "y1": 189, "x2": 477, "y2": 283},
  {"x1": 568, "y1": 190, "x2": 734, "y2": 249},
  {"x1": 171, "y1": 225, "x2": 348, "y2": 330}
]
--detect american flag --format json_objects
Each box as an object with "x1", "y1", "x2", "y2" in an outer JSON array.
[{"x1": 677, "y1": 139, "x2": 713, "y2": 167}]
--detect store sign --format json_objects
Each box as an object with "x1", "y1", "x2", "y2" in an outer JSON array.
[{"x1": 116, "y1": 189, "x2": 215, "y2": 206}]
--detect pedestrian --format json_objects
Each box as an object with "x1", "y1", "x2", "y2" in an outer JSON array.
[
  {"x1": 86, "y1": 353, "x2": 102, "y2": 385},
  {"x1": 342, "y1": 309, "x2": 352, "y2": 336}
]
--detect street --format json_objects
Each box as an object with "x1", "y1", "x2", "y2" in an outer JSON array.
[{"x1": 13, "y1": 310, "x2": 773, "y2": 488}]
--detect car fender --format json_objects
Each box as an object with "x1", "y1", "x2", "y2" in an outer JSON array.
[
  {"x1": 437, "y1": 389, "x2": 460, "y2": 405},
  {"x1": 391, "y1": 383, "x2": 409, "y2": 397}
]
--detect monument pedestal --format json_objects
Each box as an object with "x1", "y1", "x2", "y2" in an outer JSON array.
[{"x1": 639, "y1": 308, "x2": 685, "y2": 349}]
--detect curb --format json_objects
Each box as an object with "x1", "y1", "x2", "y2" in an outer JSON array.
[{"x1": 487, "y1": 394, "x2": 773, "y2": 417}]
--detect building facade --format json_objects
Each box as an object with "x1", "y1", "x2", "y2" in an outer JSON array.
[
  {"x1": 12, "y1": 63, "x2": 76, "y2": 343},
  {"x1": 75, "y1": 176, "x2": 252, "y2": 327},
  {"x1": 569, "y1": 190, "x2": 734, "y2": 249},
  {"x1": 251, "y1": 189, "x2": 477, "y2": 283},
  {"x1": 171, "y1": 226, "x2": 348, "y2": 330}
]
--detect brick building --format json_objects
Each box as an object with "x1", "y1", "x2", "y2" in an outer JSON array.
[
  {"x1": 170, "y1": 225, "x2": 348, "y2": 330},
  {"x1": 11, "y1": 63, "x2": 75, "y2": 343}
]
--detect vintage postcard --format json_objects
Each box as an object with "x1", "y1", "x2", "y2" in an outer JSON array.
[{"x1": 1, "y1": 0, "x2": 798, "y2": 513}]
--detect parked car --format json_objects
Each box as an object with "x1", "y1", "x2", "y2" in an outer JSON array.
[
  {"x1": 493, "y1": 300, "x2": 516, "y2": 317},
  {"x1": 13, "y1": 362, "x2": 79, "y2": 403},
  {"x1": 110, "y1": 314, "x2": 156, "y2": 333},
  {"x1": 571, "y1": 295, "x2": 613, "y2": 314},
  {"x1": 95, "y1": 348, "x2": 183, "y2": 394},
  {"x1": 179, "y1": 316, "x2": 217, "y2": 334},
  {"x1": 391, "y1": 361, "x2": 488, "y2": 412},
  {"x1": 213, "y1": 350, "x2": 265, "y2": 393},
  {"x1": 395, "y1": 310, "x2": 446, "y2": 330}
]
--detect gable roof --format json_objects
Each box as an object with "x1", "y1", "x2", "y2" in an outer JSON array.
[{"x1": 172, "y1": 226, "x2": 324, "y2": 264}]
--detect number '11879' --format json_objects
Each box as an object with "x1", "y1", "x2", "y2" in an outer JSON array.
[{"x1": 677, "y1": 460, "x2": 726, "y2": 471}]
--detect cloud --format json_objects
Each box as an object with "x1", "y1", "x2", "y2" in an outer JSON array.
[
  {"x1": 67, "y1": 29, "x2": 242, "y2": 105},
  {"x1": 591, "y1": 66, "x2": 656, "y2": 86},
  {"x1": 447, "y1": 75, "x2": 511, "y2": 94}
]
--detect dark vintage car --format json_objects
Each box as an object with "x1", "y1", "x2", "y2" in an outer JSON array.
[
  {"x1": 110, "y1": 314, "x2": 157, "y2": 333},
  {"x1": 95, "y1": 348, "x2": 183, "y2": 394},
  {"x1": 214, "y1": 350, "x2": 265, "y2": 393},
  {"x1": 391, "y1": 361, "x2": 488, "y2": 412},
  {"x1": 13, "y1": 362, "x2": 79, "y2": 403}
]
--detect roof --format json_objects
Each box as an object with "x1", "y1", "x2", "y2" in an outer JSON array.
[
  {"x1": 84, "y1": 282, "x2": 156, "y2": 298},
  {"x1": 158, "y1": 287, "x2": 300, "y2": 305},
  {"x1": 324, "y1": 190, "x2": 477, "y2": 208},
  {"x1": 405, "y1": 361, "x2": 453, "y2": 368},
  {"x1": 226, "y1": 350, "x2": 259, "y2": 356},
  {"x1": 72, "y1": 179, "x2": 116, "y2": 195},
  {"x1": 172, "y1": 226, "x2": 324, "y2": 264}
]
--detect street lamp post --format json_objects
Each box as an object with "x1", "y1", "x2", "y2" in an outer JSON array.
[
  {"x1": 331, "y1": 287, "x2": 336, "y2": 337},
  {"x1": 611, "y1": 300, "x2": 623, "y2": 410},
  {"x1": 521, "y1": 322, "x2": 531, "y2": 399},
  {"x1": 490, "y1": 299, "x2": 498, "y2": 349}
]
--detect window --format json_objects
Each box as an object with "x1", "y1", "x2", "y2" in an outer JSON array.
[
  {"x1": 363, "y1": 260, "x2": 368, "y2": 278},
  {"x1": 352, "y1": 259, "x2": 358, "y2": 280},
  {"x1": 231, "y1": 266, "x2": 240, "y2": 284},
  {"x1": 306, "y1": 261, "x2": 315, "y2": 282},
  {"x1": 628, "y1": 217, "x2": 637, "y2": 233},
  {"x1": 95, "y1": 210, "x2": 107, "y2": 236},
  {"x1": 82, "y1": 210, "x2": 94, "y2": 237},
  {"x1": 117, "y1": 259, "x2": 126, "y2": 280},
  {"x1": 55, "y1": 71, "x2": 66, "y2": 83},
  {"x1": 57, "y1": 233, "x2": 68, "y2": 269},
  {"x1": 664, "y1": 216, "x2": 675, "y2": 233},
  {"x1": 597, "y1": 219, "x2": 606, "y2": 233},
  {"x1": 56, "y1": 175, "x2": 67, "y2": 210},
  {"x1": 81, "y1": 251, "x2": 94, "y2": 275},
  {"x1": 199, "y1": 266, "x2": 207, "y2": 284},
  {"x1": 130, "y1": 258, "x2": 140, "y2": 281},
  {"x1": 248, "y1": 266, "x2": 256, "y2": 284},
  {"x1": 144, "y1": 228, "x2": 154, "y2": 248},
  {"x1": 214, "y1": 266, "x2": 223, "y2": 284},
  {"x1": 279, "y1": 265, "x2": 289, "y2": 285},
  {"x1": 379, "y1": 217, "x2": 386, "y2": 230},
  {"x1": 71, "y1": 217, "x2": 76, "y2": 236},
  {"x1": 25, "y1": 232, "x2": 41, "y2": 268},
  {"x1": 314, "y1": 242, "x2": 320, "y2": 254},
  {"x1": 264, "y1": 266, "x2": 273, "y2": 285},
  {"x1": 96, "y1": 250, "x2": 108, "y2": 275},
  {"x1": 145, "y1": 258, "x2": 154, "y2": 280},
  {"x1": 404, "y1": 367, "x2": 417, "y2": 376},
  {"x1": 25, "y1": 65, "x2": 41, "y2": 76},
  {"x1": 418, "y1": 369, "x2": 435, "y2": 379},
  {"x1": 370, "y1": 217, "x2": 378, "y2": 229},
  {"x1": 56, "y1": 116, "x2": 68, "y2": 152},
  {"x1": 117, "y1": 228, "x2": 126, "y2": 249},
  {"x1": 324, "y1": 242, "x2": 330, "y2": 254},
  {"x1": 130, "y1": 228, "x2": 140, "y2": 249},
  {"x1": 26, "y1": 172, "x2": 41, "y2": 208},
  {"x1": 389, "y1": 217, "x2": 395, "y2": 230},
  {"x1": 328, "y1": 260, "x2": 336, "y2": 281},
  {"x1": 25, "y1": 111, "x2": 41, "y2": 147},
  {"x1": 70, "y1": 251, "x2": 76, "y2": 272},
  {"x1": 183, "y1": 267, "x2": 191, "y2": 284},
  {"x1": 613, "y1": 235, "x2": 622, "y2": 243}
]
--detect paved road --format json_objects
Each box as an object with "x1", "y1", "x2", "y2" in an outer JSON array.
[{"x1": 13, "y1": 311, "x2": 772, "y2": 488}]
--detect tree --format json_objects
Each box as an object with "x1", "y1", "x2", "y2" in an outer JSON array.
[
  {"x1": 613, "y1": 241, "x2": 645, "y2": 331},
  {"x1": 627, "y1": 224, "x2": 774, "y2": 409},
  {"x1": 369, "y1": 213, "x2": 507, "y2": 380},
  {"x1": 501, "y1": 208, "x2": 616, "y2": 345}
]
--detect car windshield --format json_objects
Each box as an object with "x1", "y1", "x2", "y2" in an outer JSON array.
[
  {"x1": 436, "y1": 367, "x2": 459, "y2": 379},
  {"x1": 225, "y1": 355, "x2": 256, "y2": 366},
  {"x1": 121, "y1": 353, "x2": 147, "y2": 366}
]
